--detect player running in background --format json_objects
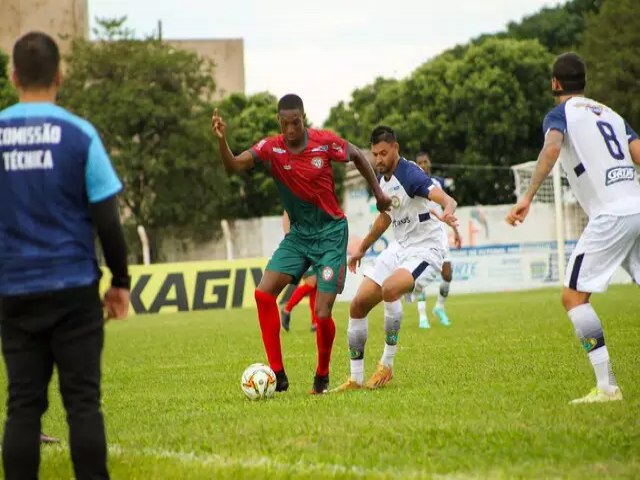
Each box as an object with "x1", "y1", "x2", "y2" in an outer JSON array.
[
  {"x1": 212, "y1": 95, "x2": 391, "y2": 394},
  {"x1": 280, "y1": 211, "x2": 319, "y2": 333},
  {"x1": 415, "y1": 152, "x2": 461, "y2": 328},
  {"x1": 334, "y1": 126, "x2": 458, "y2": 391},
  {"x1": 507, "y1": 52, "x2": 640, "y2": 404}
]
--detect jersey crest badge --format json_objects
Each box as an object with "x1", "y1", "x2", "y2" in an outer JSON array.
[{"x1": 311, "y1": 157, "x2": 323, "y2": 169}]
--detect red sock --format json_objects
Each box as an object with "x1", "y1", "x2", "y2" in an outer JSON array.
[
  {"x1": 309, "y1": 287, "x2": 318, "y2": 326},
  {"x1": 254, "y1": 289, "x2": 283, "y2": 372},
  {"x1": 285, "y1": 283, "x2": 315, "y2": 312},
  {"x1": 315, "y1": 316, "x2": 335, "y2": 376}
]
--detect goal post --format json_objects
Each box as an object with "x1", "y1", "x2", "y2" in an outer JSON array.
[{"x1": 510, "y1": 160, "x2": 587, "y2": 285}]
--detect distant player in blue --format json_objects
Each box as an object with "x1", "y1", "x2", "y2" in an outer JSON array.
[
  {"x1": 0, "y1": 32, "x2": 130, "y2": 478},
  {"x1": 415, "y1": 152, "x2": 462, "y2": 328}
]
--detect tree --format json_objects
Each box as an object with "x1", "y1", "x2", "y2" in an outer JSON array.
[
  {"x1": 0, "y1": 49, "x2": 18, "y2": 110},
  {"x1": 59, "y1": 18, "x2": 228, "y2": 259},
  {"x1": 326, "y1": 38, "x2": 553, "y2": 205},
  {"x1": 506, "y1": 0, "x2": 603, "y2": 53},
  {"x1": 581, "y1": 0, "x2": 640, "y2": 130}
]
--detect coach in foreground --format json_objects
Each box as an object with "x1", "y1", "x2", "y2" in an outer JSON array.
[{"x1": 0, "y1": 32, "x2": 130, "y2": 479}]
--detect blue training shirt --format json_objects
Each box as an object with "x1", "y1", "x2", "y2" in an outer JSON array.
[{"x1": 0, "y1": 102, "x2": 122, "y2": 295}]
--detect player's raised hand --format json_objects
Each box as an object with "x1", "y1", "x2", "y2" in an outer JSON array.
[
  {"x1": 211, "y1": 108, "x2": 226, "y2": 139},
  {"x1": 442, "y1": 213, "x2": 459, "y2": 228},
  {"x1": 348, "y1": 249, "x2": 366, "y2": 273},
  {"x1": 506, "y1": 199, "x2": 531, "y2": 226},
  {"x1": 375, "y1": 192, "x2": 392, "y2": 213}
]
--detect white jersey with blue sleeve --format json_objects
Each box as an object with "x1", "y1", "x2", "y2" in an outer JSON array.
[
  {"x1": 543, "y1": 97, "x2": 640, "y2": 292},
  {"x1": 543, "y1": 97, "x2": 640, "y2": 218},
  {"x1": 365, "y1": 158, "x2": 446, "y2": 296},
  {"x1": 379, "y1": 158, "x2": 444, "y2": 249}
]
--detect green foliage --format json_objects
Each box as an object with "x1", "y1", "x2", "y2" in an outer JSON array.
[
  {"x1": 13, "y1": 285, "x2": 640, "y2": 478},
  {"x1": 506, "y1": 0, "x2": 603, "y2": 53},
  {"x1": 58, "y1": 18, "x2": 227, "y2": 256},
  {"x1": 0, "y1": 49, "x2": 18, "y2": 110},
  {"x1": 326, "y1": 39, "x2": 553, "y2": 205},
  {"x1": 582, "y1": 0, "x2": 640, "y2": 129}
]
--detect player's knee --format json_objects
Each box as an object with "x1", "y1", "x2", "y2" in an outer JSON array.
[
  {"x1": 381, "y1": 283, "x2": 403, "y2": 303},
  {"x1": 349, "y1": 296, "x2": 369, "y2": 319},
  {"x1": 314, "y1": 300, "x2": 334, "y2": 319},
  {"x1": 442, "y1": 265, "x2": 452, "y2": 282},
  {"x1": 561, "y1": 288, "x2": 589, "y2": 312}
]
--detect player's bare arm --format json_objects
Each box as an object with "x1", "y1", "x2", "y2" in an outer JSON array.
[
  {"x1": 427, "y1": 187, "x2": 458, "y2": 228},
  {"x1": 211, "y1": 108, "x2": 255, "y2": 173},
  {"x1": 347, "y1": 143, "x2": 392, "y2": 212},
  {"x1": 507, "y1": 129, "x2": 563, "y2": 226},
  {"x1": 348, "y1": 212, "x2": 392, "y2": 273},
  {"x1": 629, "y1": 138, "x2": 640, "y2": 166}
]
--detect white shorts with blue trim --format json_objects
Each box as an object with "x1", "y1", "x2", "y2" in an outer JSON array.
[
  {"x1": 565, "y1": 213, "x2": 640, "y2": 293},
  {"x1": 365, "y1": 241, "x2": 444, "y2": 296}
]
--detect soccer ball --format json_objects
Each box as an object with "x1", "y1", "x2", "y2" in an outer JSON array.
[{"x1": 241, "y1": 363, "x2": 277, "y2": 400}]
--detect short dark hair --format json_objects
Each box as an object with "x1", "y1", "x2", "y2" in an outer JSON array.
[
  {"x1": 12, "y1": 32, "x2": 60, "y2": 89},
  {"x1": 278, "y1": 94, "x2": 304, "y2": 112},
  {"x1": 370, "y1": 125, "x2": 397, "y2": 145},
  {"x1": 416, "y1": 151, "x2": 430, "y2": 158},
  {"x1": 552, "y1": 52, "x2": 586, "y2": 93}
]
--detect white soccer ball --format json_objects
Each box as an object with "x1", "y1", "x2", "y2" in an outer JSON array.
[{"x1": 241, "y1": 363, "x2": 277, "y2": 400}]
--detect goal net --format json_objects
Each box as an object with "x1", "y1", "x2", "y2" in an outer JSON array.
[{"x1": 510, "y1": 161, "x2": 588, "y2": 283}]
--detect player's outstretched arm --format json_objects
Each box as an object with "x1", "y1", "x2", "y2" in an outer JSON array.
[
  {"x1": 348, "y1": 212, "x2": 392, "y2": 272},
  {"x1": 507, "y1": 129, "x2": 563, "y2": 226},
  {"x1": 428, "y1": 187, "x2": 458, "y2": 228},
  {"x1": 347, "y1": 143, "x2": 392, "y2": 212},
  {"x1": 630, "y1": 139, "x2": 640, "y2": 166},
  {"x1": 211, "y1": 109, "x2": 255, "y2": 174}
]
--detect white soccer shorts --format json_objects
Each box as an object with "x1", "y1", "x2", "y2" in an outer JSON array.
[
  {"x1": 565, "y1": 212, "x2": 640, "y2": 293},
  {"x1": 365, "y1": 241, "x2": 444, "y2": 296}
]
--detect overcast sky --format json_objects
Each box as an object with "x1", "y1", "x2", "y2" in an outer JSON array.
[{"x1": 89, "y1": 0, "x2": 559, "y2": 125}]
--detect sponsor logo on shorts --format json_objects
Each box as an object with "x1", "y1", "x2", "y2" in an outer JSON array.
[
  {"x1": 283, "y1": 164, "x2": 292, "y2": 170},
  {"x1": 311, "y1": 157, "x2": 324, "y2": 168},
  {"x1": 321, "y1": 266, "x2": 334, "y2": 281},
  {"x1": 605, "y1": 166, "x2": 634, "y2": 185},
  {"x1": 391, "y1": 195, "x2": 401, "y2": 208},
  {"x1": 272, "y1": 147, "x2": 286, "y2": 154}
]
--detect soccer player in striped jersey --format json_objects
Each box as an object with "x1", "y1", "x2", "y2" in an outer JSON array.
[{"x1": 212, "y1": 95, "x2": 391, "y2": 394}]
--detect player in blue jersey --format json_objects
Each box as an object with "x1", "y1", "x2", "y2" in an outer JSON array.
[
  {"x1": 333, "y1": 126, "x2": 458, "y2": 391},
  {"x1": 507, "y1": 52, "x2": 640, "y2": 404},
  {"x1": 0, "y1": 32, "x2": 130, "y2": 478},
  {"x1": 415, "y1": 152, "x2": 461, "y2": 328}
]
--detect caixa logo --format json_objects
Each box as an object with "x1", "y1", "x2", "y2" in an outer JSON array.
[
  {"x1": 605, "y1": 166, "x2": 635, "y2": 185},
  {"x1": 392, "y1": 216, "x2": 410, "y2": 227}
]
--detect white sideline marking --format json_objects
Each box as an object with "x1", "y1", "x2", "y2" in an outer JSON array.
[
  {"x1": 108, "y1": 444, "x2": 430, "y2": 479},
  {"x1": 38, "y1": 443, "x2": 478, "y2": 479}
]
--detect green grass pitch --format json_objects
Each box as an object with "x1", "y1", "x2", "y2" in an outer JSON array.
[{"x1": 1, "y1": 285, "x2": 638, "y2": 479}]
